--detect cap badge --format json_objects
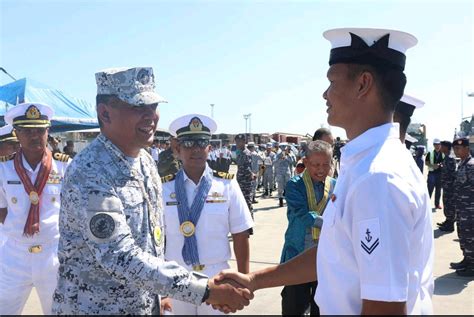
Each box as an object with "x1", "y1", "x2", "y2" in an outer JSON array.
[
  {"x1": 25, "y1": 105, "x2": 41, "y2": 119},
  {"x1": 189, "y1": 117, "x2": 203, "y2": 132},
  {"x1": 137, "y1": 68, "x2": 151, "y2": 85}
]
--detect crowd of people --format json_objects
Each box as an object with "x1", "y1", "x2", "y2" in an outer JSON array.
[{"x1": 0, "y1": 26, "x2": 472, "y2": 316}]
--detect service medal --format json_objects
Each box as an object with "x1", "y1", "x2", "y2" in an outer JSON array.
[
  {"x1": 29, "y1": 191, "x2": 39, "y2": 205},
  {"x1": 154, "y1": 227, "x2": 162, "y2": 245},
  {"x1": 180, "y1": 221, "x2": 195, "y2": 237}
]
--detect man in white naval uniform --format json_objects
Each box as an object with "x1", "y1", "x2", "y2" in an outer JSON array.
[
  {"x1": 0, "y1": 103, "x2": 71, "y2": 315},
  {"x1": 161, "y1": 113, "x2": 254, "y2": 315},
  {"x1": 0, "y1": 124, "x2": 20, "y2": 248},
  {"x1": 216, "y1": 28, "x2": 434, "y2": 315}
]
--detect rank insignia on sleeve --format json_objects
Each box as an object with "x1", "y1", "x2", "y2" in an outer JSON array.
[{"x1": 359, "y1": 218, "x2": 380, "y2": 259}]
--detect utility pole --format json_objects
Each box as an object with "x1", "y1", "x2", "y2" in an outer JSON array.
[{"x1": 210, "y1": 104, "x2": 215, "y2": 118}]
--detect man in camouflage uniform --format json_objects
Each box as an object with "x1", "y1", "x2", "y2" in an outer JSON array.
[
  {"x1": 262, "y1": 143, "x2": 276, "y2": 197},
  {"x1": 438, "y1": 141, "x2": 457, "y2": 232},
  {"x1": 158, "y1": 137, "x2": 181, "y2": 177},
  {"x1": 235, "y1": 134, "x2": 255, "y2": 219},
  {"x1": 451, "y1": 137, "x2": 474, "y2": 276},
  {"x1": 52, "y1": 67, "x2": 252, "y2": 314},
  {"x1": 248, "y1": 142, "x2": 260, "y2": 204},
  {"x1": 274, "y1": 146, "x2": 294, "y2": 207}
]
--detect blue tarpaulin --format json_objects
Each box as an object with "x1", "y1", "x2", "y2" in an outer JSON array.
[{"x1": 0, "y1": 78, "x2": 98, "y2": 132}]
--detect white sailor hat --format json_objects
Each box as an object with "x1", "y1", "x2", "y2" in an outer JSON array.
[
  {"x1": 0, "y1": 125, "x2": 18, "y2": 143},
  {"x1": 247, "y1": 141, "x2": 256, "y2": 147},
  {"x1": 405, "y1": 133, "x2": 418, "y2": 143},
  {"x1": 323, "y1": 27, "x2": 418, "y2": 71},
  {"x1": 169, "y1": 114, "x2": 217, "y2": 139},
  {"x1": 396, "y1": 94, "x2": 425, "y2": 117},
  {"x1": 433, "y1": 138, "x2": 441, "y2": 144},
  {"x1": 266, "y1": 142, "x2": 272, "y2": 148},
  {"x1": 95, "y1": 67, "x2": 167, "y2": 106},
  {"x1": 5, "y1": 102, "x2": 54, "y2": 128}
]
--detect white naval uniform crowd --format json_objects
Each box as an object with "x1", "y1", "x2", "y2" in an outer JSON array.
[
  {"x1": 0, "y1": 153, "x2": 70, "y2": 315},
  {"x1": 316, "y1": 123, "x2": 434, "y2": 315},
  {"x1": 162, "y1": 164, "x2": 254, "y2": 315}
]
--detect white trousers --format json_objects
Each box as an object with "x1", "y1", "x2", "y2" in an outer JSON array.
[
  {"x1": 169, "y1": 262, "x2": 230, "y2": 315},
  {"x1": 0, "y1": 237, "x2": 59, "y2": 315}
]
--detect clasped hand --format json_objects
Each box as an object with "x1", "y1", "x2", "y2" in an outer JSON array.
[{"x1": 205, "y1": 270, "x2": 257, "y2": 313}]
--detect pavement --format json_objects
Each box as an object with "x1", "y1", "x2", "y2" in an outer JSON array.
[{"x1": 21, "y1": 171, "x2": 473, "y2": 315}]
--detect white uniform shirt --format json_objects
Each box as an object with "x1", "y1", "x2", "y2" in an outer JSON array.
[
  {"x1": 0, "y1": 154, "x2": 70, "y2": 243},
  {"x1": 162, "y1": 165, "x2": 254, "y2": 266},
  {"x1": 315, "y1": 123, "x2": 434, "y2": 315}
]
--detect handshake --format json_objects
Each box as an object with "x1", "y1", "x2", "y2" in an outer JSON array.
[{"x1": 205, "y1": 270, "x2": 256, "y2": 313}]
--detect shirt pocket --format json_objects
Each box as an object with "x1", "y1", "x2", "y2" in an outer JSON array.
[
  {"x1": 43, "y1": 184, "x2": 61, "y2": 207},
  {"x1": 202, "y1": 202, "x2": 229, "y2": 236},
  {"x1": 164, "y1": 204, "x2": 181, "y2": 235},
  {"x1": 116, "y1": 181, "x2": 144, "y2": 210},
  {"x1": 319, "y1": 200, "x2": 340, "y2": 263}
]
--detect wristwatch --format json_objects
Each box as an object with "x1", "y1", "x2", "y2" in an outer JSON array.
[{"x1": 201, "y1": 283, "x2": 211, "y2": 303}]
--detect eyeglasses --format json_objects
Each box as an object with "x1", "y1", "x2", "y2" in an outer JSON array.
[
  {"x1": 179, "y1": 139, "x2": 210, "y2": 149},
  {"x1": 15, "y1": 127, "x2": 48, "y2": 135}
]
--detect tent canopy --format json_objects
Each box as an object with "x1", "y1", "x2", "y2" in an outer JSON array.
[{"x1": 0, "y1": 78, "x2": 98, "y2": 132}]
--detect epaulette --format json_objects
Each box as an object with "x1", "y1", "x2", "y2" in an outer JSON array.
[
  {"x1": 0, "y1": 153, "x2": 15, "y2": 162},
  {"x1": 161, "y1": 173, "x2": 176, "y2": 183},
  {"x1": 213, "y1": 171, "x2": 234, "y2": 180},
  {"x1": 53, "y1": 152, "x2": 70, "y2": 162}
]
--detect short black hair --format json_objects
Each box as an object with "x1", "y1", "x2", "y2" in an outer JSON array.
[
  {"x1": 393, "y1": 111, "x2": 411, "y2": 137},
  {"x1": 313, "y1": 128, "x2": 332, "y2": 141},
  {"x1": 346, "y1": 64, "x2": 406, "y2": 112},
  {"x1": 96, "y1": 94, "x2": 116, "y2": 128}
]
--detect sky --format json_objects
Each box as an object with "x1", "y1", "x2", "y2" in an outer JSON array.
[{"x1": 0, "y1": 0, "x2": 473, "y2": 144}]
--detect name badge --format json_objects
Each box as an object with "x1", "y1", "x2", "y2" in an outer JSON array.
[
  {"x1": 7, "y1": 180, "x2": 21, "y2": 185},
  {"x1": 166, "y1": 201, "x2": 180, "y2": 206},
  {"x1": 205, "y1": 199, "x2": 227, "y2": 204}
]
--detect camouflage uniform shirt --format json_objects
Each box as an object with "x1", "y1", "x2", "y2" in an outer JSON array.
[{"x1": 52, "y1": 134, "x2": 207, "y2": 315}]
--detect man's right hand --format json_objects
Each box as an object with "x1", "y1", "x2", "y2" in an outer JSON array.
[{"x1": 205, "y1": 275, "x2": 254, "y2": 313}]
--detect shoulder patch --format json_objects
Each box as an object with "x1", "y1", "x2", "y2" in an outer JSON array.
[
  {"x1": 53, "y1": 152, "x2": 70, "y2": 162},
  {"x1": 213, "y1": 171, "x2": 235, "y2": 179},
  {"x1": 161, "y1": 173, "x2": 176, "y2": 183},
  {"x1": 0, "y1": 153, "x2": 15, "y2": 162}
]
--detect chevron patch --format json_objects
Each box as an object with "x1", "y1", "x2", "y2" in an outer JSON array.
[{"x1": 358, "y1": 218, "x2": 380, "y2": 259}]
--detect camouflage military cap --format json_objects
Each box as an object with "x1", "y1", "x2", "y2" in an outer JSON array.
[{"x1": 95, "y1": 67, "x2": 167, "y2": 106}]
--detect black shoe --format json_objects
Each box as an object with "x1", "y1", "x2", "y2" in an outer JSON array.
[
  {"x1": 437, "y1": 220, "x2": 447, "y2": 226},
  {"x1": 279, "y1": 198, "x2": 284, "y2": 207},
  {"x1": 263, "y1": 190, "x2": 269, "y2": 197},
  {"x1": 450, "y1": 258, "x2": 467, "y2": 270},
  {"x1": 439, "y1": 223, "x2": 454, "y2": 232},
  {"x1": 269, "y1": 190, "x2": 272, "y2": 197},
  {"x1": 455, "y1": 266, "x2": 474, "y2": 277},
  {"x1": 252, "y1": 199, "x2": 258, "y2": 204}
]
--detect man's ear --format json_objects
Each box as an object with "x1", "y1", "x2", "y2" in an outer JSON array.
[
  {"x1": 356, "y1": 71, "x2": 375, "y2": 99},
  {"x1": 97, "y1": 104, "x2": 111, "y2": 124}
]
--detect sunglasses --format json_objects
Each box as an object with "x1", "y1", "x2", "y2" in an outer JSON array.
[{"x1": 179, "y1": 139, "x2": 210, "y2": 149}]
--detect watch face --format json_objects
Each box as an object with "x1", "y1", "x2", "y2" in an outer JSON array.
[{"x1": 89, "y1": 213, "x2": 116, "y2": 239}]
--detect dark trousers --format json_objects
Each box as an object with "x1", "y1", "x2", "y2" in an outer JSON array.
[
  {"x1": 442, "y1": 189, "x2": 456, "y2": 222},
  {"x1": 427, "y1": 172, "x2": 442, "y2": 206},
  {"x1": 281, "y1": 281, "x2": 319, "y2": 316}
]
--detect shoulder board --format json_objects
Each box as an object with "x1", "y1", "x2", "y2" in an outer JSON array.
[
  {"x1": 53, "y1": 152, "x2": 70, "y2": 162},
  {"x1": 0, "y1": 153, "x2": 15, "y2": 162},
  {"x1": 213, "y1": 171, "x2": 234, "y2": 180},
  {"x1": 161, "y1": 173, "x2": 176, "y2": 183}
]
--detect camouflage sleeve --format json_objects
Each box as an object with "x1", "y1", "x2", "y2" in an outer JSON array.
[{"x1": 66, "y1": 177, "x2": 207, "y2": 305}]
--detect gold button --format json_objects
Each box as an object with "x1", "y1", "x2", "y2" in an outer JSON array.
[
  {"x1": 11, "y1": 197, "x2": 17, "y2": 204},
  {"x1": 28, "y1": 245, "x2": 42, "y2": 253},
  {"x1": 51, "y1": 197, "x2": 56, "y2": 203}
]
